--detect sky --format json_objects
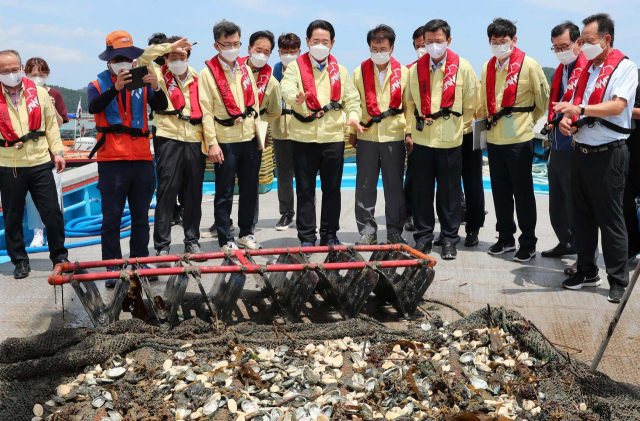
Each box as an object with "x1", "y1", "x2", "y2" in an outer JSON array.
[{"x1": 1, "y1": 0, "x2": 639, "y2": 90}]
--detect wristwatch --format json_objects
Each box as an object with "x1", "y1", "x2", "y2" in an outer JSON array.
[
  {"x1": 579, "y1": 104, "x2": 586, "y2": 115},
  {"x1": 53, "y1": 151, "x2": 64, "y2": 157}
]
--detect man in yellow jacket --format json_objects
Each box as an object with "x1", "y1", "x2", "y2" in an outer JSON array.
[
  {"x1": 350, "y1": 24, "x2": 409, "y2": 246},
  {"x1": 198, "y1": 20, "x2": 262, "y2": 252},
  {"x1": 0, "y1": 49, "x2": 69, "y2": 279},
  {"x1": 405, "y1": 19, "x2": 480, "y2": 260},
  {"x1": 138, "y1": 35, "x2": 207, "y2": 262},
  {"x1": 281, "y1": 20, "x2": 362, "y2": 248},
  {"x1": 478, "y1": 18, "x2": 549, "y2": 262}
]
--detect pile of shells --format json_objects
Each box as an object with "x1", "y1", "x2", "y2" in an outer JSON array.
[{"x1": 31, "y1": 322, "x2": 581, "y2": 420}]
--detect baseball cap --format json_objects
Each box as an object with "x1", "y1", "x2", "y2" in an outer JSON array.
[{"x1": 99, "y1": 30, "x2": 145, "y2": 61}]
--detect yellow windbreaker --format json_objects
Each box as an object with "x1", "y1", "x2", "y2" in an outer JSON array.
[
  {"x1": 198, "y1": 57, "x2": 260, "y2": 145},
  {"x1": 280, "y1": 53, "x2": 362, "y2": 143},
  {"x1": 478, "y1": 55, "x2": 550, "y2": 145},
  {"x1": 0, "y1": 84, "x2": 63, "y2": 167},
  {"x1": 349, "y1": 62, "x2": 410, "y2": 142},
  {"x1": 406, "y1": 55, "x2": 480, "y2": 148}
]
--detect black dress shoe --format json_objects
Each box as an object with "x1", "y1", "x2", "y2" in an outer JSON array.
[
  {"x1": 464, "y1": 232, "x2": 479, "y2": 247},
  {"x1": 14, "y1": 261, "x2": 30, "y2": 279},
  {"x1": 434, "y1": 235, "x2": 443, "y2": 247},
  {"x1": 442, "y1": 242, "x2": 457, "y2": 260},
  {"x1": 404, "y1": 216, "x2": 415, "y2": 232},
  {"x1": 541, "y1": 244, "x2": 576, "y2": 258}
]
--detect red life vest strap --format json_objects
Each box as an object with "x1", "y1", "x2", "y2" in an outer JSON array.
[
  {"x1": 486, "y1": 47, "x2": 532, "y2": 131},
  {"x1": 0, "y1": 78, "x2": 43, "y2": 148}
]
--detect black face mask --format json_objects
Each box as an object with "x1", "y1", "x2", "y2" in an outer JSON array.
[{"x1": 154, "y1": 56, "x2": 166, "y2": 66}]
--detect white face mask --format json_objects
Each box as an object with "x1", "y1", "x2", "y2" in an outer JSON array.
[
  {"x1": 555, "y1": 49, "x2": 578, "y2": 66},
  {"x1": 220, "y1": 48, "x2": 240, "y2": 62},
  {"x1": 0, "y1": 72, "x2": 23, "y2": 87},
  {"x1": 370, "y1": 52, "x2": 390, "y2": 66},
  {"x1": 280, "y1": 53, "x2": 298, "y2": 67},
  {"x1": 309, "y1": 44, "x2": 330, "y2": 61},
  {"x1": 110, "y1": 61, "x2": 133, "y2": 74},
  {"x1": 426, "y1": 42, "x2": 448, "y2": 59},
  {"x1": 250, "y1": 52, "x2": 269, "y2": 68},
  {"x1": 416, "y1": 47, "x2": 428, "y2": 59},
  {"x1": 29, "y1": 76, "x2": 47, "y2": 87},
  {"x1": 491, "y1": 43, "x2": 513, "y2": 60},
  {"x1": 582, "y1": 39, "x2": 605, "y2": 61},
  {"x1": 168, "y1": 60, "x2": 188, "y2": 76}
]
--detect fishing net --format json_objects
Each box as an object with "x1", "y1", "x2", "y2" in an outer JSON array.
[{"x1": 1, "y1": 307, "x2": 639, "y2": 420}]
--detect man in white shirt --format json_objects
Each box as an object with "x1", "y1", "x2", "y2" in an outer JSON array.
[{"x1": 555, "y1": 13, "x2": 638, "y2": 303}]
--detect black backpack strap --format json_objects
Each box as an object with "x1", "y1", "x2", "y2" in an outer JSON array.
[
  {"x1": 292, "y1": 101, "x2": 343, "y2": 123},
  {"x1": 214, "y1": 106, "x2": 258, "y2": 127},
  {"x1": 572, "y1": 116, "x2": 634, "y2": 135},
  {"x1": 1, "y1": 130, "x2": 46, "y2": 148},
  {"x1": 413, "y1": 108, "x2": 463, "y2": 132},
  {"x1": 486, "y1": 105, "x2": 536, "y2": 130},
  {"x1": 89, "y1": 125, "x2": 150, "y2": 159},
  {"x1": 361, "y1": 108, "x2": 403, "y2": 129}
]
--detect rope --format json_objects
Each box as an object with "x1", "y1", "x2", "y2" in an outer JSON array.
[{"x1": 422, "y1": 298, "x2": 466, "y2": 318}]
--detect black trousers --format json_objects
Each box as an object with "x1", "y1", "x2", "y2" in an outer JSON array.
[
  {"x1": 98, "y1": 161, "x2": 155, "y2": 260},
  {"x1": 292, "y1": 141, "x2": 344, "y2": 243},
  {"x1": 0, "y1": 161, "x2": 68, "y2": 265},
  {"x1": 273, "y1": 138, "x2": 295, "y2": 216},
  {"x1": 410, "y1": 143, "x2": 462, "y2": 245},
  {"x1": 214, "y1": 139, "x2": 261, "y2": 246},
  {"x1": 623, "y1": 159, "x2": 640, "y2": 254},
  {"x1": 573, "y1": 144, "x2": 629, "y2": 287},
  {"x1": 404, "y1": 152, "x2": 413, "y2": 219},
  {"x1": 461, "y1": 132, "x2": 485, "y2": 233},
  {"x1": 153, "y1": 137, "x2": 206, "y2": 251},
  {"x1": 355, "y1": 140, "x2": 406, "y2": 235},
  {"x1": 548, "y1": 149, "x2": 574, "y2": 248},
  {"x1": 487, "y1": 140, "x2": 537, "y2": 248}
]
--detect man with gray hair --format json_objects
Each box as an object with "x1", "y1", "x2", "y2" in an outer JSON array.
[
  {"x1": 199, "y1": 20, "x2": 262, "y2": 251},
  {"x1": 554, "y1": 13, "x2": 638, "y2": 303},
  {"x1": 0, "y1": 49, "x2": 69, "y2": 279}
]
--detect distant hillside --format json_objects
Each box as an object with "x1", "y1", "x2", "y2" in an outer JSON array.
[
  {"x1": 542, "y1": 67, "x2": 555, "y2": 86},
  {"x1": 49, "y1": 85, "x2": 87, "y2": 114}
]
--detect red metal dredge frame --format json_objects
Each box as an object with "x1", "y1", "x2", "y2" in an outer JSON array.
[{"x1": 49, "y1": 244, "x2": 437, "y2": 328}]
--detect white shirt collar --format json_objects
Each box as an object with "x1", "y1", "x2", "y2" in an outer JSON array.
[
  {"x1": 496, "y1": 57, "x2": 510, "y2": 72},
  {"x1": 177, "y1": 72, "x2": 192, "y2": 87},
  {"x1": 218, "y1": 56, "x2": 238, "y2": 77},
  {"x1": 374, "y1": 62, "x2": 389, "y2": 87}
]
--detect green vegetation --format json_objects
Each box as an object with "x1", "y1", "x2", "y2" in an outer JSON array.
[
  {"x1": 49, "y1": 85, "x2": 88, "y2": 114},
  {"x1": 542, "y1": 67, "x2": 555, "y2": 86}
]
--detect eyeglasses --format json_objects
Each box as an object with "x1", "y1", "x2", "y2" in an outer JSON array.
[
  {"x1": 370, "y1": 48, "x2": 390, "y2": 53},
  {"x1": 490, "y1": 41, "x2": 512, "y2": 47},
  {"x1": 0, "y1": 68, "x2": 21, "y2": 76},
  {"x1": 218, "y1": 42, "x2": 242, "y2": 49},
  {"x1": 309, "y1": 40, "x2": 331, "y2": 47},
  {"x1": 551, "y1": 42, "x2": 575, "y2": 53}
]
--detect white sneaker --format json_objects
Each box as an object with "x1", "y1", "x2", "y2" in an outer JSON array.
[
  {"x1": 237, "y1": 235, "x2": 263, "y2": 250},
  {"x1": 30, "y1": 229, "x2": 44, "y2": 248},
  {"x1": 221, "y1": 241, "x2": 239, "y2": 252}
]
